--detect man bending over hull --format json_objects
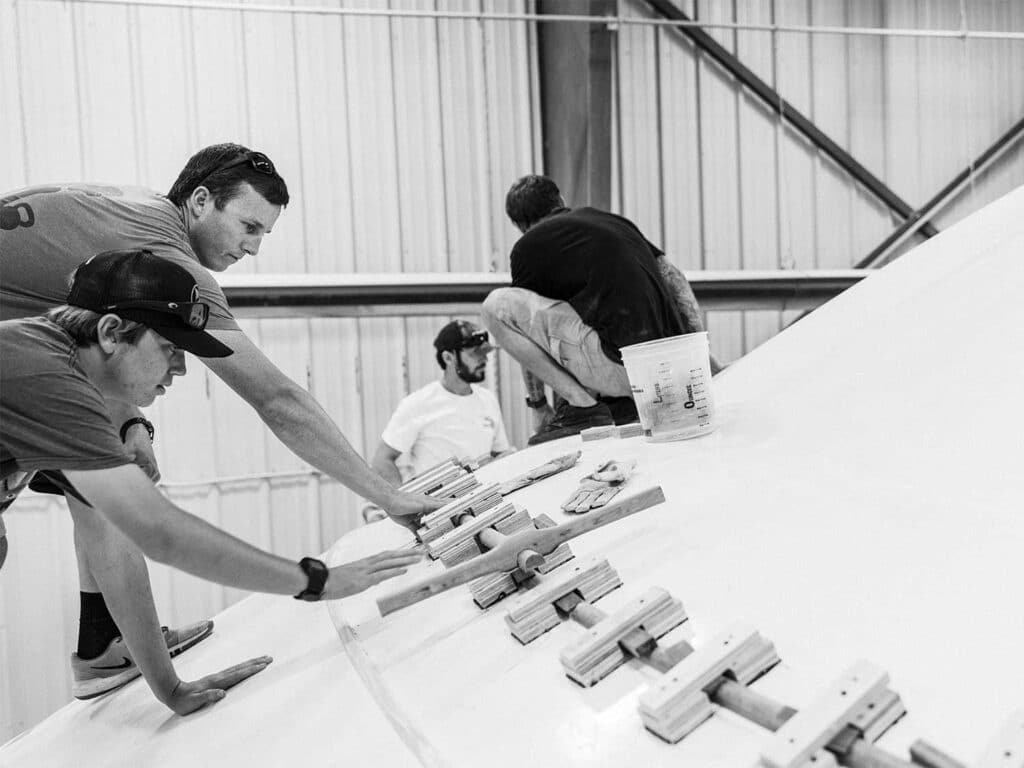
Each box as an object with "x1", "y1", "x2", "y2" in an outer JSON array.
[{"x1": 0, "y1": 250, "x2": 421, "y2": 713}]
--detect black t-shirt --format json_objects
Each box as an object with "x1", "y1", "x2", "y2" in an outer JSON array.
[{"x1": 510, "y1": 207, "x2": 686, "y2": 362}]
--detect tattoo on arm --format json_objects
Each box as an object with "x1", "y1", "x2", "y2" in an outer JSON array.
[
  {"x1": 524, "y1": 371, "x2": 547, "y2": 402},
  {"x1": 655, "y1": 256, "x2": 705, "y2": 333}
]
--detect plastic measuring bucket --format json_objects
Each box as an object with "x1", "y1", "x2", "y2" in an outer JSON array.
[{"x1": 619, "y1": 332, "x2": 715, "y2": 442}]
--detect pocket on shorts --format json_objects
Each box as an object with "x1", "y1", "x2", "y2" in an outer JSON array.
[{"x1": 549, "y1": 329, "x2": 604, "y2": 391}]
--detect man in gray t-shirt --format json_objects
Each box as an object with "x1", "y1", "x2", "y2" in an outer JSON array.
[{"x1": 0, "y1": 249, "x2": 420, "y2": 714}]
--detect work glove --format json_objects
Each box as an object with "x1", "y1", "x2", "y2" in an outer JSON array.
[{"x1": 560, "y1": 459, "x2": 637, "y2": 514}]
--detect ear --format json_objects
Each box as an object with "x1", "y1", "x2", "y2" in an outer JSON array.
[
  {"x1": 442, "y1": 349, "x2": 457, "y2": 368},
  {"x1": 95, "y1": 314, "x2": 126, "y2": 353},
  {"x1": 186, "y1": 185, "x2": 212, "y2": 218}
]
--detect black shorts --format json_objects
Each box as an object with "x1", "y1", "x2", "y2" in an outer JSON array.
[
  {"x1": 28, "y1": 470, "x2": 91, "y2": 506},
  {"x1": 29, "y1": 472, "x2": 64, "y2": 496}
]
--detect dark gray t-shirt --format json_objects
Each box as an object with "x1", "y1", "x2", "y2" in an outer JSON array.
[
  {"x1": 0, "y1": 318, "x2": 132, "y2": 513},
  {"x1": 0, "y1": 183, "x2": 238, "y2": 330}
]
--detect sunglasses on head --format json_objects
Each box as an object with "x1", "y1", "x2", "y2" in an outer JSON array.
[
  {"x1": 454, "y1": 330, "x2": 490, "y2": 349},
  {"x1": 200, "y1": 151, "x2": 276, "y2": 186},
  {"x1": 103, "y1": 300, "x2": 210, "y2": 330}
]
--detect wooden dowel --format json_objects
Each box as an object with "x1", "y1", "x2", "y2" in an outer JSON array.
[
  {"x1": 709, "y1": 678, "x2": 796, "y2": 732},
  {"x1": 567, "y1": 600, "x2": 604, "y2": 628},
  {"x1": 908, "y1": 740, "x2": 966, "y2": 768},
  {"x1": 476, "y1": 527, "x2": 543, "y2": 572},
  {"x1": 645, "y1": 640, "x2": 694, "y2": 673},
  {"x1": 842, "y1": 738, "x2": 917, "y2": 768}
]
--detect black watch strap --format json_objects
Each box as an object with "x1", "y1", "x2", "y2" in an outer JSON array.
[
  {"x1": 525, "y1": 394, "x2": 547, "y2": 409},
  {"x1": 294, "y1": 557, "x2": 329, "y2": 601},
  {"x1": 120, "y1": 417, "x2": 155, "y2": 443}
]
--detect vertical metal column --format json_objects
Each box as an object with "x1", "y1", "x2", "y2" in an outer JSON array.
[{"x1": 537, "y1": 0, "x2": 615, "y2": 208}]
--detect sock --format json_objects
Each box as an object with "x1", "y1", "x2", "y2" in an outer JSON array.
[{"x1": 77, "y1": 592, "x2": 121, "y2": 660}]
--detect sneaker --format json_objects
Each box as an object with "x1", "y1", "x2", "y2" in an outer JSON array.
[
  {"x1": 528, "y1": 401, "x2": 615, "y2": 445},
  {"x1": 598, "y1": 395, "x2": 639, "y2": 426},
  {"x1": 71, "y1": 620, "x2": 214, "y2": 700}
]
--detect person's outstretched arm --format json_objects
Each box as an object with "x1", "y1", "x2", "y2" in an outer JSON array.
[
  {"x1": 64, "y1": 464, "x2": 423, "y2": 598},
  {"x1": 370, "y1": 440, "x2": 404, "y2": 487},
  {"x1": 203, "y1": 329, "x2": 443, "y2": 526},
  {"x1": 653, "y1": 256, "x2": 723, "y2": 374}
]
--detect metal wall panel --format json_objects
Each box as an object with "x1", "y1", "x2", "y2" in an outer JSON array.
[
  {"x1": 735, "y1": 0, "x2": 782, "y2": 352},
  {"x1": 0, "y1": 496, "x2": 79, "y2": 737},
  {"x1": 0, "y1": 0, "x2": 27, "y2": 189}
]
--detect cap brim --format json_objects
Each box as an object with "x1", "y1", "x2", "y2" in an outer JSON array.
[{"x1": 151, "y1": 325, "x2": 233, "y2": 358}]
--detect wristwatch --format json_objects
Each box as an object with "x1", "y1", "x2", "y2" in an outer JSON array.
[
  {"x1": 120, "y1": 417, "x2": 155, "y2": 443},
  {"x1": 524, "y1": 394, "x2": 548, "y2": 409},
  {"x1": 293, "y1": 556, "x2": 329, "y2": 601}
]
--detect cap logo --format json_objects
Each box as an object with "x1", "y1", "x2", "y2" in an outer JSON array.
[{"x1": 186, "y1": 304, "x2": 206, "y2": 329}]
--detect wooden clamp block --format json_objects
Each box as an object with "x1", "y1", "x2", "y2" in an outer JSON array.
[
  {"x1": 617, "y1": 422, "x2": 645, "y2": 438},
  {"x1": 427, "y1": 502, "x2": 519, "y2": 565},
  {"x1": 528, "y1": 514, "x2": 574, "y2": 575},
  {"x1": 469, "y1": 514, "x2": 575, "y2": 609},
  {"x1": 503, "y1": 556, "x2": 622, "y2": 644},
  {"x1": 975, "y1": 709, "x2": 1024, "y2": 768},
  {"x1": 377, "y1": 487, "x2": 664, "y2": 617},
  {"x1": 759, "y1": 660, "x2": 899, "y2": 768},
  {"x1": 416, "y1": 484, "x2": 503, "y2": 544},
  {"x1": 559, "y1": 586, "x2": 689, "y2": 687},
  {"x1": 638, "y1": 623, "x2": 780, "y2": 743},
  {"x1": 581, "y1": 425, "x2": 617, "y2": 442},
  {"x1": 432, "y1": 473, "x2": 481, "y2": 500},
  {"x1": 400, "y1": 458, "x2": 468, "y2": 496}
]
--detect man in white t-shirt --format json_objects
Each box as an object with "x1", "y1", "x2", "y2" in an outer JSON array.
[{"x1": 371, "y1": 321, "x2": 514, "y2": 487}]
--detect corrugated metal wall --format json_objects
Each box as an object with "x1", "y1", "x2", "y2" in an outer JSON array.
[
  {"x1": 616, "y1": 0, "x2": 1024, "y2": 360},
  {"x1": 3, "y1": 0, "x2": 1024, "y2": 741}
]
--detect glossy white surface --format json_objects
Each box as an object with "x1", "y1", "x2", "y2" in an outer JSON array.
[{"x1": 5, "y1": 186, "x2": 1024, "y2": 766}]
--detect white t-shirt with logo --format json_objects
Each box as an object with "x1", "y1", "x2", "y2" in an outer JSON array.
[{"x1": 381, "y1": 381, "x2": 511, "y2": 481}]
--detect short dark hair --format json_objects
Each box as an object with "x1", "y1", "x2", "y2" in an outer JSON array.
[
  {"x1": 166, "y1": 143, "x2": 290, "y2": 209},
  {"x1": 505, "y1": 175, "x2": 563, "y2": 231}
]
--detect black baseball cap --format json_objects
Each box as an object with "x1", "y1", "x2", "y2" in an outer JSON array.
[
  {"x1": 67, "y1": 249, "x2": 233, "y2": 358},
  {"x1": 433, "y1": 320, "x2": 493, "y2": 354}
]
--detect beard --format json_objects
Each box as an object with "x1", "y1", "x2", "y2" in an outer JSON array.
[{"x1": 455, "y1": 355, "x2": 486, "y2": 383}]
